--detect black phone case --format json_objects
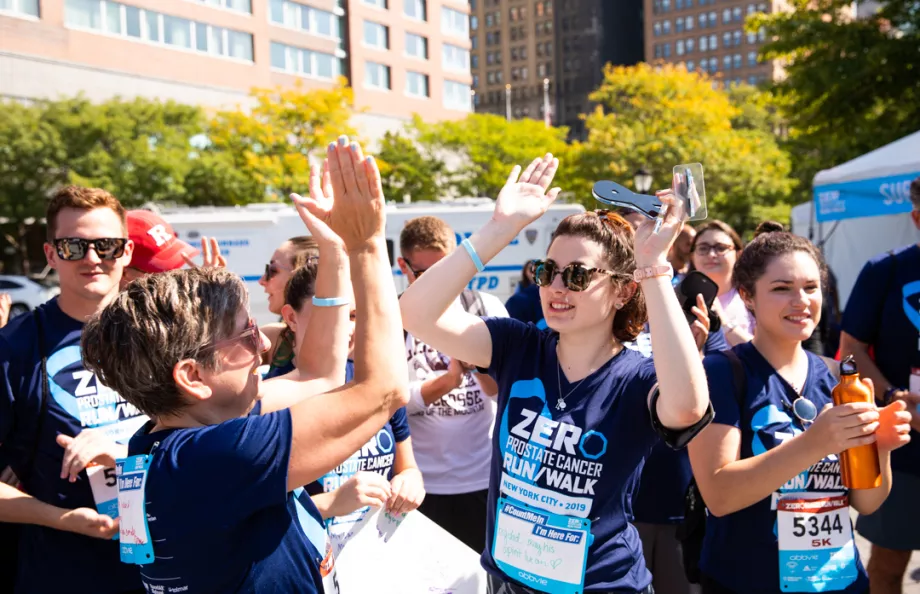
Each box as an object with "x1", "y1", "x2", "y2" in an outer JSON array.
[{"x1": 678, "y1": 271, "x2": 718, "y2": 324}]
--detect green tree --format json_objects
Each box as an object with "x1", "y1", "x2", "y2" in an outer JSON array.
[
  {"x1": 376, "y1": 125, "x2": 447, "y2": 203},
  {"x1": 0, "y1": 101, "x2": 66, "y2": 273},
  {"x1": 206, "y1": 80, "x2": 356, "y2": 199},
  {"x1": 416, "y1": 113, "x2": 574, "y2": 200},
  {"x1": 579, "y1": 63, "x2": 795, "y2": 233},
  {"x1": 752, "y1": 0, "x2": 920, "y2": 201}
]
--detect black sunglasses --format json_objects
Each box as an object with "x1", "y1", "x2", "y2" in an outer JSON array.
[
  {"x1": 53, "y1": 238, "x2": 128, "y2": 261},
  {"x1": 404, "y1": 259, "x2": 427, "y2": 278},
  {"x1": 532, "y1": 260, "x2": 618, "y2": 292},
  {"x1": 263, "y1": 262, "x2": 291, "y2": 281}
]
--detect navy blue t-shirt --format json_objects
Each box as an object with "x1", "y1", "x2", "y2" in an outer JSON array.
[
  {"x1": 127, "y1": 410, "x2": 333, "y2": 593},
  {"x1": 632, "y1": 328, "x2": 730, "y2": 524},
  {"x1": 699, "y1": 342, "x2": 869, "y2": 593},
  {"x1": 505, "y1": 284, "x2": 544, "y2": 326},
  {"x1": 306, "y1": 407, "x2": 410, "y2": 495},
  {"x1": 483, "y1": 317, "x2": 660, "y2": 592},
  {"x1": 842, "y1": 244, "x2": 920, "y2": 476},
  {"x1": 0, "y1": 298, "x2": 145, "y2": 594}
]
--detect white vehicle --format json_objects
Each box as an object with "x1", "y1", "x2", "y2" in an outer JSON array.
[
  {"x1": 0, "y1": 275, "x2": 60, "y2": 319},
  {"x1": 155, "y1": 199, "x2": 586, "y2": 325}
]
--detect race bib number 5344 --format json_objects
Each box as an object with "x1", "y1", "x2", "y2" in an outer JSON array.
[{"x1": 777, "y1": 494, "x2": 857, "y2": 592}]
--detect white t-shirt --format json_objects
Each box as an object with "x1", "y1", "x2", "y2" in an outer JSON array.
[{"x1": 405, "y1": 292, "x2": 508, "y2": 494}]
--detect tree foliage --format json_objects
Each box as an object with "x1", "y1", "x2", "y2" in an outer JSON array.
[
  {"x1": 376, "y1": 122, "x2": 448, "y2": 203},
  {"x1": 205, "y1": 79, "x2": 356, "y2": 199},
  {"x1": 577, "y1": 63, "x2": 795, "y2": 233},
  {"x1": 752, "y1": 0, "x2": 920, "y2": 200}
]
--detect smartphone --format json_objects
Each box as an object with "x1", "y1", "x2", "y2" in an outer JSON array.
[{"x1": 677, "y1": 271, "x2": 719, "y2": 326}]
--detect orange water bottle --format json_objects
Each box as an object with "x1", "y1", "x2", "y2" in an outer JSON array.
[{"x1": 833, "y1": 355, "x2": 882, "y2": 489}]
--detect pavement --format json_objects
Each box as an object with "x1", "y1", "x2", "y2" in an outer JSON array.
[{"x1": 852, "y1": 509, "x2": 920, "y2": 593}]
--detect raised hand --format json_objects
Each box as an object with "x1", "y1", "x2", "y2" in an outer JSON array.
[
  {"x1": 56, "y1": 431, "x2": 126, "y2": 483},
  {"x1": 181, "y1": 237, "x2": 227, "y2": 269},
  {"x1": 633, "y1": 188, "x2": 687, "y2": 268},
  {"x1": 290, "y1": 161, "x2": 346, "y2": 251},
  {"x1": 493, "y1": 154, "x2": 562, "y2": 230},
  {"x1": 690, "y1": 293, "x2": 711, "y2": 351},
  {"x1": 291, "y1": 136, "x2": 385, "y2": 252}
]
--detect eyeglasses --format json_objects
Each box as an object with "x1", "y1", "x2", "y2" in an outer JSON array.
[
  {"x1": 693, "y1": 243, "x2": 735, "y2": 257},
  {"x1": 263, "y1": 262, "x2": 292, "y2": 282},
  {"x1": 404, "y1": 259, "x2": 428, "y2": 278},
  {"x1": 787, "y1": 396, "x2": 818, "y2": 426},
  {"x1": 202, "y1": 318, "x2": 263, "y2": 355},
  {"x1": 532, "y1": 260, "x2": 619, "y2": 292},
  {"x1": 53, "y1": 238, "x2": 128, "y2": 261}
]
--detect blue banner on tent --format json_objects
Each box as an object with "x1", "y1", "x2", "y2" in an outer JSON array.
[{"x1": 813, "y1": 173, "x2": 918, "y2": 222}]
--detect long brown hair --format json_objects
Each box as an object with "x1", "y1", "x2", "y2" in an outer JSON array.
[{"x1": 549, "y1": 210, "x2": 647, "y2": 342}]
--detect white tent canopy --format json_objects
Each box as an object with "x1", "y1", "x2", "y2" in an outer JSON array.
[
  {"x1": 814, "y1": 129, "x2": 920, "y2": 186},
  {"x1": 812, "y1": 129, "x2": 920, "y2": 222}
]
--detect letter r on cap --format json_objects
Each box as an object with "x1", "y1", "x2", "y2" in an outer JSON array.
[{"x1": 147, "y1": 224, "x2": 172, "y2": 247}]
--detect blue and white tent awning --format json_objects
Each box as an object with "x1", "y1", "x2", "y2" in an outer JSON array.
[{"x1": 812, "y1": 130, "x2": 920, "y2": 222}]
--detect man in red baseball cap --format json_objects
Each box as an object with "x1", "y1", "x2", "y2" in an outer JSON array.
[{"x1": 122, "y1": 210, "x2": 223, "y2": 289}]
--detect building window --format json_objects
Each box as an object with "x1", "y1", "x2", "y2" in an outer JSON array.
[
  {"x1": 471, "y1": 15, "x2": 478, "y2": 29},
  {"x1": 0, "y1": 0, "x2": 39, "y2": 17},
  {"x1": 471, "y1": 34, "x2": 478, "y2": 49},
  {"x1": 733, "y1": 30, "x2": 742, "y2": 46},
  {"x1": 471, "y1": 54, "x2": 478, "y2": 68},
  {"x1": 722, "y1": 8, "x2": 731, "y2": 23},
  {"x1": 747, "y1": 3, "x2": 756, "y2": 14},
  {"x1": 363, "y1": 20, "x2": 389, "y2": 49},
  {"x1": 676, "y1": 0, "x2": 684, "y2": 9},
  {"x1": 404, "y1": 0, "x2": 426, "y2": 20},
  {"x1": 676, "y1": 39, "x2": 685, "y2": 55},
  {"x1": 676, "y1": 19, "x2": 684, "y2": 33},
  {"x1": 747, "y1": 31, "x2": 757, "y2": 43},
  {"x1": 699, "y1": 36, "x2": 707, "y2": 51},
  {"x1": 723, "y1": 32, "x2": 731, "y2": 47},
  {"x1": 709, "y1": 34, "x2": 717, "y2": 49},
  {"x1": 444, "y1": 80, "x2": 472, "y2": 111},
  {"x1": 443, "y1": 43, "x2": 470, "y2": 72},
  {"x1": 723, "y1": 55, "x2": 732, "y2": 69},
  {"x1": 364, "y1": 0, "x2": 387, "y2": 7},
  {"x1": 663, "y1": 20, "x2": 671, "y2": 34},
  {"x1": 365, "y1": 61, "x2": 392, "y2": 89},
  {"x1": 663, "y1": 42, "x2": 671, "y2": 58},
  {"x1": 709, "y1": 57, "x2": 717, "y2": 72},
  {"x1": 757, "y1": 2, "x2": 766, "y2": 12},
  {"x1": 186, "y1": 0, "x2": 251, "y2": 12},
  {"x1": 697, "y1": 14, "x2": 705, "y2": 28},
  {"x1": 269, "y1": 0, "x2": 340, "y2": 39},
  {"x1": 733, "y1": 53, "x2": 742, "y2": 69},
  {"x1": 732, "y1": 6, "x2": 742, "y2": 21},
  {"x1": 441, "y1": 7, "x2": 469, "y2": 39},
  {"x1": 687, "y1": 60, "x2": 695, "y2": 71},
  {"x1": 758, "y1": 27, "x2": 766, "y2": 42},
  {"x1": 654, "y1": 44, "x2": 662, "y2": 59},
  {"x1": 708, "y1": 11, "x2": 716, "y2": 26},
  {"x1": 653, "y1": 22, "x2": 661, "y2": 36},
  {"x1": 405, "y1": 32, "x2": 428, "y2": 59},
  {"x1": 662, "y1": 0, "x2": 671, "y2": 11},
  {"x1": 271, "y1": 41, "x2": 340, "y2": 79},
  {"x1": 65, "y1": 0, "x2": 254, "y2": 60},
  {"x1": 747, "y1": 50, "x2": 757, "y2": 66},
  {"x1": 686, "y1": 37, "x2": 694, "y2": 52},
  {"x1": 406, "y1": 71, "x2": 430, "y2": 97}
]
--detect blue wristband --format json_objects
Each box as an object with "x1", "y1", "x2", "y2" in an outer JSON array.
[
  {"x1": 312, "y1": 296, "x2": 350, "y2": 307},
  {"x1": 461, "y1": 238, "x2": 485, "y2": 273}
]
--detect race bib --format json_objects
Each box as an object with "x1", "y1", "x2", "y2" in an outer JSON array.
[
  {"x1": 492, "y1": 496, "x2": 592, "y2": 594},
  {"x1": 115, "y1": 455, "x2": 154, "y2": 566},
  {"x1": 777, "y1": 493, "x2": 857, "y2": 592},
  {"x1": 87, "y1": 464, "x2": 119, "y2": 520},
  {"x1": 320, "y1": 539, "x2": 340, "y2": 594}
]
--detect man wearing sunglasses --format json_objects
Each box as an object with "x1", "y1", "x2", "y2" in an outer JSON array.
[{"x1": 0, "y1": 186, "x2": 146, "y2": 594}]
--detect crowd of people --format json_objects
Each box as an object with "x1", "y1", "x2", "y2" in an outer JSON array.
[{"x1": 0, "y1": 137, "x2": 918, "y2": 594}]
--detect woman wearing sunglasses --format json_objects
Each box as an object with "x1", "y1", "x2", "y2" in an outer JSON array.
[
  {"x1": 258, "y1": 235, "x2": 320, "y2": 379},
  {"x1": 689, "y1": 221, "x2": 752, "y2": 347},
  {"x1": 687, "y1": 231, "x2": 913, "y2": 594},
  {"x1": 400, "y1": 155, "x2": 712, "y2": 594}
]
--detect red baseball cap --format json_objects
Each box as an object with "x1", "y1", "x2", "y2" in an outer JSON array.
[{"x1": 127, "y1": 210, "x2": 199, "y2": 274}]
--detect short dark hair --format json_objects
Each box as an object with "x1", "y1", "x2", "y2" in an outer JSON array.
[
  {"x1": 550, "y1": 210, "x2": 647, "y2": 342},
  {"x1": 910, "y1": 176, "x2": 920, "y2": 210},
  {"x1": 46, "y1": 186, "x2": 126, "y2": 241},
  {"x1": 753, "y1": 220, "x2": 785, "y2": 237}
]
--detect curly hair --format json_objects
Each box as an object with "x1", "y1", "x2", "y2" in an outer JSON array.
[{"x1": 733, "y1": 232, "x2": 828, "y2": 300}]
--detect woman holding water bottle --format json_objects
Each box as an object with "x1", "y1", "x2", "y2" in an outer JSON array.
[
  {"x1": 687, "y1": 230, "x2": 913, "y2": 594},
  {"x1": 400, "y1": 155, "x2": 712, "y2": 593}
]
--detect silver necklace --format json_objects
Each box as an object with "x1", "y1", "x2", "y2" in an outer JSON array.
[{"x1": 556, "y1": 361, "x2": 589, "y2": 411}]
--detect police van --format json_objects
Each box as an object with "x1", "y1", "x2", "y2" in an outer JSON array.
[{"x1": 155, "y1": 199, "x2": 586, "y2": 325}]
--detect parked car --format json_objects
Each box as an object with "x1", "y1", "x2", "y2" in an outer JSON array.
[{"x1": 0, "y1": 275, "x2": 60, "y2": 319}]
